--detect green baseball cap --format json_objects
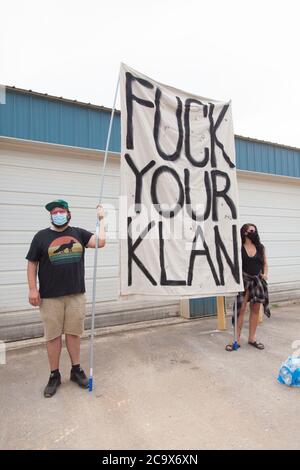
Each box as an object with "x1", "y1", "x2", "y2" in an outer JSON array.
[{"x1": 45, "y1": 199, "x2": 69, "y2": 212}]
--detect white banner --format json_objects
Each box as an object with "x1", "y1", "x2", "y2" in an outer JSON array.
[{"x1": 120, "y1": 64, "x2": 243, "y2": 297}]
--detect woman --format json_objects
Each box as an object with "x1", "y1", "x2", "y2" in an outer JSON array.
[{"x1": 226, "y1": 223, "x2": 271, "y2": 351}]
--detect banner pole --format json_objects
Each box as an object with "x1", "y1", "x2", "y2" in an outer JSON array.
[
  {"x1": 88, "y1": 73, "x2": 120, "y2": 392},
  {"x1": 232, "y1": 295, "x2": 239, "y2": 350}
]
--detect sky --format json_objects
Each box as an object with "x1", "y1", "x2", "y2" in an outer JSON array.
[{"x1": 1, "y1": 0, "x2": 299, "y2": 148}]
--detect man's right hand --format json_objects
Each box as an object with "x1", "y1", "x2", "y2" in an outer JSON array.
[{"x1": 29, "y1": 288, "x2": 41, "y2": 306}]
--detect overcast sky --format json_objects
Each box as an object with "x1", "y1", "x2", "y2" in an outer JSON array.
[{"x1": 1, "y1": 0, "x2": 299, "y2": 148}]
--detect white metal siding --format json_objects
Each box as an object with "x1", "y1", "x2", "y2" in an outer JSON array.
[
  {"x1": 0, "y1": 144, "x2": 121, "y2": 313},
  {"x1": 238, "y1": 172, "x2": 300, "y2": 286},
  {"x1": 1, "y1": 139, "x2": 300, "y2": 340},
  {"x1": 0, "y1": 140, "x2": 179, "y2": 341}
]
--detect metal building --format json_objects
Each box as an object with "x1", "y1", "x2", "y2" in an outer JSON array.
[{"x1": 1, "y1": 86, "x2": 300, "y2": 341}]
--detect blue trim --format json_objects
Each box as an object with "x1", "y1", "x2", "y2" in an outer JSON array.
[
  {"x1": 1, "y1": 89, "x2": 300, "y2": 178},
  {"x1": 235, "y1": 138, "x2": 300, "y2": 178},
  {"x1": 189, "y1": 297, "x2": 217, "y2": 317},
  {"x1": 0, "y1": 90, "x2": 120, "y2": 153}
]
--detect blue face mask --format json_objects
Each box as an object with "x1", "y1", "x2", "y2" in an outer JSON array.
[{"x1": 51, "y1": 212, "x2": 69, "y2": 226}]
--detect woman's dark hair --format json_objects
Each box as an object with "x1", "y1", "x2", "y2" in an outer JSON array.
[{"x1": 240, "y1": 223, "x2": 264, "y2": 261}]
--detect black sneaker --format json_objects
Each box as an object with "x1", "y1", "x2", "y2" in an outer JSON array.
[
  {"x1": 44, "y1": 372, "x2": 61, "y2": 398},
  {"x1": 70, "y1": 367, "x2": 89, "y2": 389}
]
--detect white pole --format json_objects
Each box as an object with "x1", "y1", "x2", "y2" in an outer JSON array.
[
  {"x1": 88, "y1": 74, "x2": 120, "y2": 391},
  {"x1": 233, "y1": 295, "x2": 239, "y2": 350}
]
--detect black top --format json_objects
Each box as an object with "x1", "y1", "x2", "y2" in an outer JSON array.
[
  {"x1": 242, "y1": 244, "x2": 264, "y2": 276},
  {"x1": 26, "y1": 226, "x2": 93, "y2": 298}
]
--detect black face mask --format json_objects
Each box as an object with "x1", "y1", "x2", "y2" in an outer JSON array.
[{"x1": 247, "y1": 231, "x2": 259, "y2": 243}]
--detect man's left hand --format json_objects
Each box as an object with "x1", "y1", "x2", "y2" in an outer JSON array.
[{"x1": 96, "y1": 204, "x2": 104, "y2": 220}]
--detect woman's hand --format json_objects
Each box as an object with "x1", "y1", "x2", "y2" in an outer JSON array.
[{"x1": 260, "y1": 273, "x2": 268, "y2": 281}]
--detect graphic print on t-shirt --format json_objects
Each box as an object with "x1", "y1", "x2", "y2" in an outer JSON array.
[{"x1": 48, "y1": 236, "x2": 83, "y2": 265}]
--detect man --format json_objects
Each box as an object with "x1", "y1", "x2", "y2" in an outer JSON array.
[{"x1": 26, "y1": 199, "x2": 105, "y2": 398}]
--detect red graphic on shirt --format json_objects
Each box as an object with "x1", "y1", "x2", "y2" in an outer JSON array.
[{"x1": 48, "y1": 236, "x2": 82, "y2": 265}]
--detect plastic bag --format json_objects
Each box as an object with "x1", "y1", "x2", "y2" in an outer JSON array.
[{"x1": 277, "y1": 355, "x2": 300, "y2": 387}]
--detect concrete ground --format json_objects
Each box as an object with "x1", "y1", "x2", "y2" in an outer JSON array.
[{"x1": 0, "y1": 302, "x2": 299, "y2": 450}]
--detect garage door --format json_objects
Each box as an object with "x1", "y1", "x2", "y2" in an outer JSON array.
[
  {"x1": 0, "y1": 139, "x2": 179, "y2": 340},
  {"x1": 238, "y1": 171, "x2": 300, "y2": 287}
]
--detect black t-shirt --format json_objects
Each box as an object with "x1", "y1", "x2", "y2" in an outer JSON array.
[
  {"x1": 242, "y1": 244, "x2": 264, "y2": 276},
  {"x1": 26, "y1": 226, "x2": 93, "y2": 298}
]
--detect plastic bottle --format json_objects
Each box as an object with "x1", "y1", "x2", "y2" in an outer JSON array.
[
  {"x1": 278, "y1": 364, "x2": 293, "y2": 386},
  {"x1": 278, "y1": 355, "x2": 300, "y2": 387}
]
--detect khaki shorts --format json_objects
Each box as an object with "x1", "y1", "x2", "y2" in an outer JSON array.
[{"x1": 40, "y1": 293, "x2": 86, "y2": 341}]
